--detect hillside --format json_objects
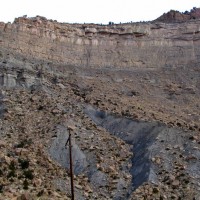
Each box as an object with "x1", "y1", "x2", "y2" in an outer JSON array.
[{"x1": 0, "y1": 10, "x2": 200, "y2": 200}]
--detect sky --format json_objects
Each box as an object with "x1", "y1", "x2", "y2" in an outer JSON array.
[{"x1": 0, "y1": 0, "x2": 200, "y2": 24}]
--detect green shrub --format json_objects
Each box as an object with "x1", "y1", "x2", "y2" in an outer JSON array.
[
  {"x1": 7, "y1": 170, "x2": 15, "y2": 178},
  {"x1": 18, "y1": 159, "x2": 29, "y2": 169},
  {"x1": 9, "y1": 161, "x2": 15, "y2": 170},
  {"x1": 0, "y1": 169, "x2": 3, "y2": 176},
  {"x1": 23, "y1": 179, "x2": 29, "y2": 190},
  {"x1": 0, "y1": 185, "x2": 3, "y2": 193},
  {"x1": 23, "y1": 170, "x2": 34, "y2": 180},
  {"x1": 16, "y1": 139, "x2": 32, "y2": 148}
]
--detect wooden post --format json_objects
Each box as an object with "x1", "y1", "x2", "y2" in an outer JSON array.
[{"x1": 67, "y1": 125, "x2": 76, "y2": 200}]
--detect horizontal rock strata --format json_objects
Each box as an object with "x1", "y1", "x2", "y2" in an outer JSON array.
[{"x1": 0, "y1": 16, "x2": 200, "y2": 69}]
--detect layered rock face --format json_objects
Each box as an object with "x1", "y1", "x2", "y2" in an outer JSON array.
[
  {"x1": 156, "y1": 7, "x2": 200, "y2": 23},
  {"x1": 0, "y1": 15, "x2": 200, "y2": 69}
]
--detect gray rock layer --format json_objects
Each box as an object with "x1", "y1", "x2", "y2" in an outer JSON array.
[
  {"x1": 85, "y1": 106, "x2": 200, "y2": 190},
  {"x1": 49, "y1": 125, "x2": 87, "y2": 175}
]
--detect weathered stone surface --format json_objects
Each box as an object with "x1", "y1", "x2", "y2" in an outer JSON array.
[
  {"x1": 89, "y1": 170, "x2": 108, "y2": 187},
  {"x1": 85, "y1": 106, "x2": 200, "y2": 192},
  {"x1": 0, "y1": 74, "x2": 16, "y2": 87},
  {"x1": 0, "y1": 91, "x2": 5, "y2": 119},
  {"x1": 0, "y1": 70, "x2": 43, "y2": 88},
  {"x1": 0, "y1": 15, "x2": 200, "y2": 70},
  {"x1": 156, "y1": 7, "x2": 200, "y2": 22},
  {"x1": 49, "y1": 125, "x2": 88, "y2": 175}
]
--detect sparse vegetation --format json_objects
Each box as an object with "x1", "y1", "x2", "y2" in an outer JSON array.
[
  {"x1": 0, "y1": 169, "x2": 3, "y2": 176},
  {"x1": 18, "y1": 158, "x2": 29, "y2": 169},
  {"x1": 16, "y1": 138, "x2": 32, "y2": 148},
  {"x1": 23, "y1": 170, "x2": 34, "y2": 180},
  {"x1": 9, "y1": 160, "x2": 15, "y2": 170},
  {"x1": 108, "y1": 21, "x2": 114, "y2": 25},
  {"x1": 0, "y1": 185, "x2": 3, "y2": 193},
  {"x1": 7, "y1": 170, "x2": 15, "y2": 178},
  {"x1": 23, "y1": 179, "x2": 29, "y2": 190}
]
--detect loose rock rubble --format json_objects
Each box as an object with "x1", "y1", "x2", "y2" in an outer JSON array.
[{"x1": 0, "y1": 74, "x2": 133, "y2": 199}]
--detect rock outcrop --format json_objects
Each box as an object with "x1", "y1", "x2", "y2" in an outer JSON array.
[
  {"x1": 85, "y1": 106, "x2": 200, "y2": 195},
  {"x1": 49, "y1": 125, "x2": 88, "y2": 175},
  {"x1": 156, "y1": 7, "x2": 200, "y2": 23},
  {"x1": 0, "y1": 14, "x2": 200, "y2": 69}
]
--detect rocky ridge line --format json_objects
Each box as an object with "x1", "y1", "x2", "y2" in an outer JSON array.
[
  {"x1": 156, "y1": 7, "x2": 200, "y2": 23},
  {"x1": 0, "y1": 12, "x2": 200, "y2": 69}
]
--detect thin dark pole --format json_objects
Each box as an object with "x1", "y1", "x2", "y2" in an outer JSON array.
[{"x1": 68, "y1": 129, "x2": 75, "y2": 200}]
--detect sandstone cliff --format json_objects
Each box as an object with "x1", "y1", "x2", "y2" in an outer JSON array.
[{"x1": 0, "y1": 15, "x2": 200, "y2": 69}]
